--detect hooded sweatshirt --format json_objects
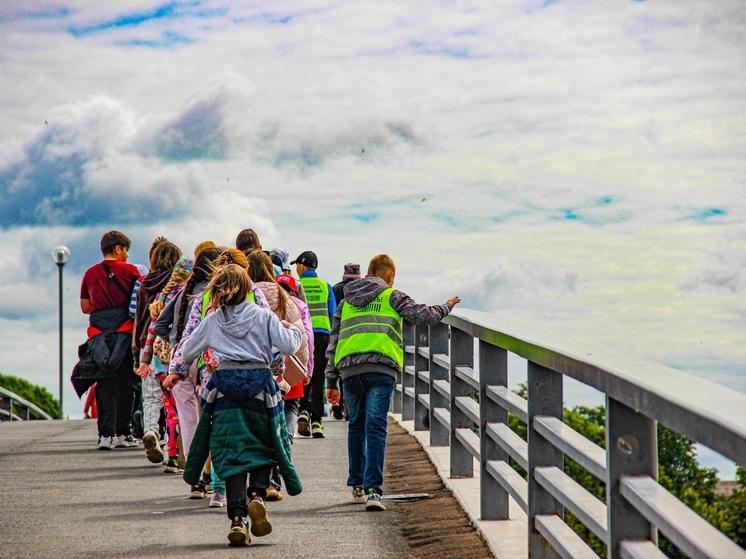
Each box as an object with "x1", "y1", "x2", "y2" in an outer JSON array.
[
  {"x1": 324, "y1": 276, "x2": 452, "y2": 389},
  {"x1": 182, "y1": 300, "x2": 302, "y2": 370},
  {"x1": 133, "y1": 268, "x2": 172, "y2": 364}
]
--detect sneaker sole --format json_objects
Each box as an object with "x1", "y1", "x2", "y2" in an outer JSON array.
[
  {"x1": 365, "y1": 501, "x2": 386, "y2": 511},
  {"x1": 209, "y1": 500, "x2": 226, "y2": 508},
  {"x1": 265, "y1": 489, "x2": 283, "y2": 502},
  {"x1": 142, "y1": 432, "x2": 165, "y2": 464},
  {"x1": 352, "y1": 496, "x2": 366, "y2": 504},
  {"x1": 163, "y1": 466, "x2": 180, "y2": 474},
  {"x1": 189, "y1": 492, "x2": 207, "y2": 499},
  {"x1": 311, "y1": 430, "x2": 325, "y2": 438},
  {"x1": 228, "y1": 529, "x2": 250, "y2": 546},
  {"x1": 297, "y1": 417, "x2": 311, "y2": 437},
  {"x1": 248, "y1": 500, "x2": 272, "y2": 537}
]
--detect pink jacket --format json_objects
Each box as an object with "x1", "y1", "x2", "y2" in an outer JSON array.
[{"x1": 255, "y1": 282, "x2": 309, "y2": 368}]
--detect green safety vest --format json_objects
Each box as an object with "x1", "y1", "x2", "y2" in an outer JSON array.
[
  {"x1": 334, "y1": 288, "x2": 403, "y2": 369},
  {"x1": 299, "y1": 276, "x2": 331, "y2": 331}
]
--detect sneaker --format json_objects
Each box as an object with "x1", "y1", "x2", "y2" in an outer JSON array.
[
  {"x1": 228, "y1": 516, "x2": 250, "y2": 546},
  {"x1": 97, "y1": 436, "x2": 113, "y2": 450},
  {"x1": 209, "y1": 491, "x2": 227, "y2": 508},
  {"x1": 201, "y1": 472, "x2": 214, "y2": 494},
  {"x1": 247, "y1": 496, "x2": 272, "y2": 537},
  {"x1": 163, "y1": 457, "x2": 180, "y2": 474},
  {"x1": 352, "y1": 485, "x2": 366, "y2": 504},
  {"x1": 311, "y1": 421, "x2": 325, "y2": 438},
  {"x1": 297, "y1": 410, "x2": 311, "y2": 437},
  {"x1": 114, "y1": 435, "x2": 140, "y2": 448},
  {"x1": 142, "y1": 430, "x2": 165, "y2": 464},
  {"x1": 365, "y1": 489, "x2": 386, "y2": 511},
  {"x1": 332, "y1": 405, "x2": 345, "y2": 420},
  {"x1": 189, "y1": 480, "x2": 207, "y2": 499},
  {"x1": 265, "y1": 486, "x2": 283, "y2": 502}
]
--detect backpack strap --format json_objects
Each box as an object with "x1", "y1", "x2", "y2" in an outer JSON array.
[{"x1": 100, "y1": 261, "x2": 133, "y2": 299}]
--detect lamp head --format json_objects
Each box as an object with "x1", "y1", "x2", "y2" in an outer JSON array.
[{"x1": 51, "y1": 246, "x2": 70, "y2": 266}]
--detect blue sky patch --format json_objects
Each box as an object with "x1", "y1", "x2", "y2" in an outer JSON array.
[
  {"x1": 115, "y1": 30, "x2": 194, "y2": 48},
  {"x1": 68, "y1": 1, "x2": 226, "y2": 38},
  {"x1": 686, "y1": 208, "x2": 727, "y2": 222}
]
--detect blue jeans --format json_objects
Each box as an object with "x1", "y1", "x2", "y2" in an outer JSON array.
[{"x1": 343, "y1": 373, "x2": 395, "y2": 495}]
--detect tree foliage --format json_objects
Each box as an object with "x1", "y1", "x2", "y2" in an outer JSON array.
[
  {"x1": 507, "y1": 383, "x2": 745, "y2": 558},
  {"x1": 0, "y1": 373, "x2": 59, "y2": 418}
]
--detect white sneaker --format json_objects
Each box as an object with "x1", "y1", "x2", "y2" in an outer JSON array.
[
  {"x1": 209, "y1": 491, "x2": 227, "y2": 508},
  {"x1": 98, "y1": 436, "x2": 113, "y2": 450},
  {"x1": 365, "y1": 490, "x2": 386, "y2": 511},
  {"x1": 142, "y1": 430, "x2": 165, "y2": 463},
  {"x1": 352, "y1": 486, "x2": 366, "y2": 504},
  {"x1": 115, "y1": 435, "x2": 139, "y2": 448}
]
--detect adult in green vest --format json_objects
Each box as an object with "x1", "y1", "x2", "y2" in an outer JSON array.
[
  {"x1": 292, "y1": 250, "x2": 337, "y2": 439},
  {"x1": 325, "y1": 254, "x2": 460, "y2": 511}
]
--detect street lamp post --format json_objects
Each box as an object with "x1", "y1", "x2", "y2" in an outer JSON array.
[{"x1": 51, "y1": 246, "x2": 70, "y2": 420}]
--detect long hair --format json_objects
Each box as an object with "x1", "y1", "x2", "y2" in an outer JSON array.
[
  {"x1": 217, "y1": 248, "x2": 249, "y2": 270},
  {"x1": 150, "y1": 241, "x2": 182, "y2": 272},
  {"x1": 149, "y1": 270, "x2": 190, "y2": 318},
  {"x1": 248, "y1": 251, "x2": 290, "y2": 320},
  {"x1": 206, "y1": 264, "x2": 251, "y2": 312},
  {"x1": 175, "y1": 247, "x2": 221, "y2": 340}
]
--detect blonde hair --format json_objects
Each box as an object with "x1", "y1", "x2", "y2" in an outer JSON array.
[
  {"x1": 206, "y1": 264, "x2": 251, "y2": 311},
  {"x1": 367, "y1": 254, "x2": 396, "y2": 279},
  {"x1": 217, "y1": 248, "x2": 249, "y2": 270},
  {"x1": 194, "y1": 240, "x2": 217, "y2": 258},
  {"x1": 149, "y1": 271, "x2": 190, "y2": 318}
]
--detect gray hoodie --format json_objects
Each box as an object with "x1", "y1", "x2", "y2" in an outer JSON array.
[
  {"x1": 325, "y1": 276, "x2": 451, "y2": 388},
  {"x1": 182, "y1": 300, "x2": 302, "y2": 370}
]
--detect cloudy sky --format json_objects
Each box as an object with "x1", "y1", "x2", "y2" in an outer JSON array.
[{"x1": 0, "y1": 0, "x2": 744, "y2": 472}]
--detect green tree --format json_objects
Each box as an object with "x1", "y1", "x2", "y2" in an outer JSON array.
[{"x1": 0, "y1": 373, "x2": 59, "y2": 418}]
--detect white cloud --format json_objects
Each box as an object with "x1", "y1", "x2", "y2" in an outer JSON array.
[{"x1": 0, "y1": 0, "x2": 745, "y2": 439}]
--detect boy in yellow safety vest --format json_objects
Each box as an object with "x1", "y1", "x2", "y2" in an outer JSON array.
[{"x1": 325, "y1": 254, "x2": 460, "y2": 511}]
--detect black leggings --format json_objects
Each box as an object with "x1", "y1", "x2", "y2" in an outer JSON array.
[
  {"x1": 224, "y1": 467, "x2": 273, "y2": 518},
  {"x1": 300, "y1": 333, "x2": 329, "y2": 422}
]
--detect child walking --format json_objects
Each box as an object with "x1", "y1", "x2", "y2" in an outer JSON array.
[{"x1": 181, "y1": 264, "x2": 303, "y2": 546}]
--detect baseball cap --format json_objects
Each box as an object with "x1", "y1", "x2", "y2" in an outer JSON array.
[
  {"x1": 290, "y1": 250, "x2": 318, "y2": 268},
  {"x1": 269, "y1": 248, "x2": 291, "y2": 271},
  {"x1": 276, "y1": 273, "x2": 299, "y2": 293}
]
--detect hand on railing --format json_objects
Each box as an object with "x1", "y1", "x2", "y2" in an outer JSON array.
[{"x1": 445, "y1": 296, "x2": 461, "y2": 309}]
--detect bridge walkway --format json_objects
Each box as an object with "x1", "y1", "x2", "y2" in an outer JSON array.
[{"x1": 0, "y1": 419, "x2": 412, "y2": 559}]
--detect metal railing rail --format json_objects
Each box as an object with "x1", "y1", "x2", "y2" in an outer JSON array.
[
  {"x1": 0, "y1": 386, "x2": 54, "y2": 421},
  {"x1": 395, "y1": 308, "x2": 746, "y2": 559}
]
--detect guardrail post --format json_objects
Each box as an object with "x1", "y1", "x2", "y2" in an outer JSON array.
[
  {"x1": 414, "y1": 324, "x2": 430, "y2": 431},
  {"x1": 479, "y1": 340, "x2": 509, "y2": 520},
  {"x1": 450, "y1": 327, "x2": 474, "y2": 478},
  {"x1": 607, "y1": 397, "x2": 657, "y2": 559},
  {"x1": 0, "y1": 396, "x2": 11, "y2": 421},
  {"x1": 401, "y1": 320, "x2": 415, "y2": 419},
  {"x1": 429, "y1": 322, "x2": 450, "y2": 447},
  {"x1": 528, "y1": 361, "x2": 563, "y2": 559}
]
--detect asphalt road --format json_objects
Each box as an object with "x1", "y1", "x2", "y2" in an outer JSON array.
[{"x1": 0, "y1": 419, "x2": 411, "y2": 559}]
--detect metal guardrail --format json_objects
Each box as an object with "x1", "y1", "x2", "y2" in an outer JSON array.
[
  {"x1": 394, "y1": 308, "x2": 746, "y2": 559},
  {"x1": 0, "y1": 386, "x2": 54, "y2": 421}
]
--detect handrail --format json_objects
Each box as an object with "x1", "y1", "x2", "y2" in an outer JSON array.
[
  {"x1": 396, "y1": 308, "x2": 746, "y2": 559},
  {"x1": 0, "y1": 386, "x2": 54, "y2": 421}
]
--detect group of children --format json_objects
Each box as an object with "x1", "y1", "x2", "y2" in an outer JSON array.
[
  {"x1": 81, "y1": 228, "x2": 460, "y2": 547},
  {"x1": 94, "y1": 230, "x2": 343, "y2": 545}
]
